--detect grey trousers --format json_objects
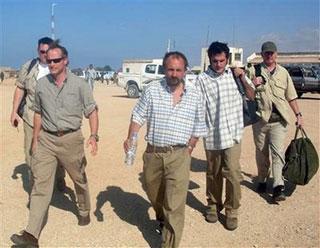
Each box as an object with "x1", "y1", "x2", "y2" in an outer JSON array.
[
  {"x1": 26, "y1": 130, "x2": 90, "y2": 238},
  {"x1": 142, "y1": 147, "x2": 191, "y2": 248}
]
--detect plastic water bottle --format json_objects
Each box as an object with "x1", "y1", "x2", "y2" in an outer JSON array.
[{"x1": 125, "y1": 132, "x2": 138, "y2": 166}]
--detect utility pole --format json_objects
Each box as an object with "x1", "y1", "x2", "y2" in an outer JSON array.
[
  {"x1": 167, "y1": 39, "x2": 171, "y2": 52},
  {"x1": 51, "y1": 3, "x2": 57, "y2": 39}
]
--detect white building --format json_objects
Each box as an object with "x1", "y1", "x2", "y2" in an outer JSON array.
[{"x1": 200, "y1": 46, "x2": 244, "y2": 72}]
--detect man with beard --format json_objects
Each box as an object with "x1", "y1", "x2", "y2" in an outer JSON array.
[
  {"x1": 124, "y1": 51, "x2": 206, "y2": 248},
  {"x1": 11, "y1": 40, "x2": 99, "y2": 247}
]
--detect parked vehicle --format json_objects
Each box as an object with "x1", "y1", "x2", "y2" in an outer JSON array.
[
  {"x1": 103, "y1": 71, "x2": 115, "y2": 80},
  {"x1": 115, "y1": 59, "x2": 196, "y2": 98},
  {"x1": 284, "y1": 65, "x2": 320, "y2": 98}
]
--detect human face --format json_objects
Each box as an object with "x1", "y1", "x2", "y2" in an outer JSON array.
[
  {"x1": 46, "y1": 48, "x2": 68, "y2": 77},
  {"x1": 37, "y1": 43, "x2": 50, "y2": 64},
  {"x1": 164, "y1": 57, "x2": 186, "y2": 87},
  {"x1": 262, "y1": 51, "x2": 277, "y2": 66},
  {"x1": 210, "y1": 52, "x2": 228, "y2": 74}
]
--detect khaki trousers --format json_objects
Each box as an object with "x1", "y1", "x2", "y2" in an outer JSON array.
[
  {"x1": 23, "y1": 122, "x2": 65, "y2": 185},
  {"x1": 205, "y1": 143, "x2": 242, "y2": 218},
  {"x1": 26, "y1": 130, "x2": 90, "y2": 238},
  {"x1": 143, "y1": 147, "x2": 191, "y2": 248},
  {"x1": 252, "y1": 120, "x2": 288, "y2": 187}
]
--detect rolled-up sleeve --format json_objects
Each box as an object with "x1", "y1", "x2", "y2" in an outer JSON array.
[
  {"x1": 16, "y1": 61, "x2": 29, "y2": 89},
  {"x1": 33, "y1": 84, "x2": 41, "y2": 113},
  {"x1": 81, "y1": 81, "x2": 97, "y2": 118},
  {"x1": 285, "y1": 72, "x2": 298, "y2": 101},
  {"x1": 131, "y1": 88, "x2": 149, "y2": 126}
]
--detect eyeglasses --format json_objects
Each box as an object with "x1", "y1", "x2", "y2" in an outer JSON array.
[
  {"x1": 39, "y1": 50, "x2": 47, "y2": 54},
  {"x1": 46, "y1": 57, "x2": 64, "y2": 64}
]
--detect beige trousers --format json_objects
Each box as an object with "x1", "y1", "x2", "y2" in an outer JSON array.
[
  {"x1": 143, "y1": 147, "x2": 191, "y2": 248},
  {"x1": 23, "y1": 122, "x2": 65, "y2": 185},
  {"x1": 26, "y1": 130, "x2": 90, "y2": 238},
  {"x1": 252, "y1": 120, "x2": 288, "y2": 187},
  {"x1": 205, "y1": 143, "x2": 242, "y2": 218}
]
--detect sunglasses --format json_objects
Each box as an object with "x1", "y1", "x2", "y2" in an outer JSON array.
[
  {"x1": 39, "y1": 50, "x2": 47, "y2": 54},
  {"x1": 46, "y1": 57, "x2": 64, "y2": 64}
]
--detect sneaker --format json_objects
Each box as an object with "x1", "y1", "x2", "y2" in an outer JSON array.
[
  {"x1": 273, "y1": 185, "x2": 286, "y2": 202},
  {"x1": 78, "y1": 214, "x2": 90, "y2": 226},
  {"x1": 10, "y1": 231, "x2": 39, "y2": 247},
  {"x1": 225, "y1": 217, "x2": 238, "y2": 231},
  {"x1": 256, "y1": 182, "x2": 267, "y2": 193}
]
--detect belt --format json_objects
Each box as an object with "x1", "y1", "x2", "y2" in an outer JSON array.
[
  {"x1": 44, "y1": 129, "x2": 79, "y2": 137},
  {"x1": 146, "y1": 143, "x2": 186, "y2": 153}
]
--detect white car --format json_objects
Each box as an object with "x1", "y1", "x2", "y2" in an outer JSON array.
[{"x1": 103, "y1": 71, "x2": 115, "y2": 80}]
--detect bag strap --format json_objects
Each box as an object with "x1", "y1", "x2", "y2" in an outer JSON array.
[
  {"x1": 231, "y1": 68, "x2": 245, "y2": 96},
  {"x1": 27, "y1": 58, "x2": 38, "y2": 75},
  {"x1": 294, "y1": 126, "x2": 308, "y2": 140}
]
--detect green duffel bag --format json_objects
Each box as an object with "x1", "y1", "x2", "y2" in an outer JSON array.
[{"x1": 282, "y1": 127, "x2": 319, "y2": 185}]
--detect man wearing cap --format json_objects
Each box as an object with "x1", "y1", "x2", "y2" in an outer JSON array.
[{"x1": 246, "y1": 41, "x2": 303, "y2": 201}]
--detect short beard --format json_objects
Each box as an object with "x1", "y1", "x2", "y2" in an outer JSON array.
[{"x1": 166, "y1": 77, "x2": 184, "y2": 87}]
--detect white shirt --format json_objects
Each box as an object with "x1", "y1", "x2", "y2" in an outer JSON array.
[{"x1": 37, "y1": 63, "x2": 50, "y2": 80}]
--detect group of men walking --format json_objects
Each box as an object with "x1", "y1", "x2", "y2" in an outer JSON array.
[{"x1": 9, "y1": 37, "x2": 303, "y2": 248}]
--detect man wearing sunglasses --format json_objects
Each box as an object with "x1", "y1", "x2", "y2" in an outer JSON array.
[
  {"x1": 11, "y1": 40, "x2": 99, "y2": 247},
  {"x1": 247, "y1": 41, "x2": 303, "y2": 201},
  {"x1": 10, "y1": 37, "x2": 66, "y2": 193}
]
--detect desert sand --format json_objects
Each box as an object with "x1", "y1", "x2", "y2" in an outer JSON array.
[{"x1": 0, "y1": 78, "x2": 319, "y2": 247}]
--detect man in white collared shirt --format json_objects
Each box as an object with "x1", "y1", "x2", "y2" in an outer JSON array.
[{"x1": 196, "y1": 41, "x2": 255, "y2": 231}]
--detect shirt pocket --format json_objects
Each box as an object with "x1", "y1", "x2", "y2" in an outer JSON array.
[
  {"x1": 64, "y1": 93, "x2": 82, "y2": 113},
  {"x1": 272, "y1": 79, "x2": 286, "y2": 100}
]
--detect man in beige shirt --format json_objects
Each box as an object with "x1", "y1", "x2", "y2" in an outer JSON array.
[
  {"x1": 11, "y1": 40, "x2": 99, "y2": 247},
  {"x1": 247, "y1": 41, "x2": 303, "y2": 202},
  {"x1": 10, "y1": 37, "x2": 66, "y2": 192}
]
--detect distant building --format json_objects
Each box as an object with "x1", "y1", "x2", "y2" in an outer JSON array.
[
  {"x1": 200, "y1": 46, "x2": 244, "y2": 72},
  {"x1": 247, "y1": 52, "x2": 320, "y2": 65}
]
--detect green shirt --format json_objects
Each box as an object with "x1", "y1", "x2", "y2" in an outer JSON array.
[
  {"x1": 246, "y1": 63, "x2": 297, "y2": 124},
  {"x1": 34, "y1": 70, "x2": 96, "y2": 132},
  {"x1": 16, "y1": 59, "x2": 40, "y2": 127}
]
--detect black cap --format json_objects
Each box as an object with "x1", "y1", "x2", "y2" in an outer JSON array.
[{"x1": 261, "y1": 41, "x2": 277, "y2": 53}]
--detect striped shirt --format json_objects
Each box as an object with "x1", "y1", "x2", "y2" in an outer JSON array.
[
  {"x1": 195, "y1": 67, "x2": 246, "y2": 150},
  {"x1": 132, "y1": 78, "x2": 207, "y2": 147}
]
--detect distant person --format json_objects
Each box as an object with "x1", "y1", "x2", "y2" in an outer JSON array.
[
  {"x1": 11, "y1": 40, "x2": 99, "y2": 247},
  {"x1": 246, "y1": 41, "x2": 303, "y2": 201},
  {"x1": 195, "y1": 41, "x2": 255, "y2": 231},
  {"x1": 86, "y1": 64, "x2": 97, "y2": 90},
  {"x1": 0, "y1": 71, "x2": 4, "y2": 82},
  {"x1": 124, "y1": 51, "x2": 206, "y2": 247},
  {"x1": 10, "y1": 37, "x2": 66, "y2": 191}
]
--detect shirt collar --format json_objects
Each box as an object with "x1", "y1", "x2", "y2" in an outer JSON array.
[
  {"x1": 206, "y1": 66, "x2": 230, "y2": 78},
  {"x1": 161, "y1": 78, "x2": 187, "y2": 94}
]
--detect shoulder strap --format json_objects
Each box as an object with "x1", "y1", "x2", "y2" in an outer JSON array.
[
  {"x1": 27, "y1": 58, "x2": 38, "y2": 75},
  {"x1": 231, "y1": 68, "x2": 245, "y2": 95},
  {"x1": 254, "y1": 64, "x2": 262, "y2": 77}
]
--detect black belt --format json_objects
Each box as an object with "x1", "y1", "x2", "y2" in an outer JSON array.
[
  {"x1": 44, "y1": 129, "x2": 79, "y2": 137},
  {"x1": 146, "y1": 143, "x2": 186, "y2": 153}
]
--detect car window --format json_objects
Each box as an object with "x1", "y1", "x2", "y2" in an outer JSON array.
[
  {"x1": 158, "y1": 65, "x2": 165, "y2": 75},
  {"x1": 145, "y1": 64, "x2": 157, "y2": 74},
  {"x1": 289, "y1": 68, "x2": 303, "y2": 77}
]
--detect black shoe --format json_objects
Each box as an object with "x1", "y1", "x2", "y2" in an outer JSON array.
[
  {"x1": 10, "y1": 231, "x2": 39, "y2": 247},
  {"x1": 78, "y1": 214, "x2": 90, "y2": 226},
  {"x1": 273, "y1": 185, "x2": 286, "y2": 201},
  {"x1": 155, "y1": 221, "x2": 164, "y2": 235},
  {"x1": 56, "y1": 178, "x2": 66, "y2": 192},
  {"x1": 257, "y1": 182, "x2": 267, "y2": 193}
]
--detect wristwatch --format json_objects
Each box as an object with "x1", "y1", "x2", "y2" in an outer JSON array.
[
  {"x1": 90, "y1": 134, "x2": 99, "y2": 142},
  {"x1": 295, "y1": 112, "x2": 302, "y2": 117}
]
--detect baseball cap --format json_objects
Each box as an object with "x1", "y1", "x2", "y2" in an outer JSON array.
[{"x1": 261, "y1": 41, "x2": 277, "y2": 53}]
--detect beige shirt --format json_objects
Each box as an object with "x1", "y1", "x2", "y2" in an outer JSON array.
[
  {"x1": 246, "y1": 63, "x2": 298, "y2": 124},
  {"x1": 34, "y1": 70, "x2": 97, "y2": 132},
  {"x1": 16, "y1": 59, "x2": 41, "y2": 126}
]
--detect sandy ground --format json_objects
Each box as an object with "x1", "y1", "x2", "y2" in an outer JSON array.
[{"x1": 0, "y1": 78, "x2": 319, "y2": 248}]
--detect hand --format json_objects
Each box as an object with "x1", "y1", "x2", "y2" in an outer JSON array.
[
  {"x1": 31, "y1": 138, "x2": 38, "y2": 155},
  {"x1": 233, "y1": 68, "x2": 245, "y2": 78},
  {"x1": 87, "y1": 137, "x2": 98, "y2": 156},
  {"x1": 10, "y1": 112, "x2": 20, "y2": 127},
  {"x1": 296, "y1": 115, "x2": 303, "y2": 127},
  {"x1": 253, "y1": 76, "x2": 264, "y2": 87},
  {"x1": 187, "y1": 145, "x2": 194, "y2": 155},
  {"x1": 123, "y1": 139, "x2": 130, "y2": 153}
]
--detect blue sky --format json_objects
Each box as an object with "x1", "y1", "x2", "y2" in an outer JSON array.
[{"x1": 1, "y1": 0, "x2": 319, "y2": 70}]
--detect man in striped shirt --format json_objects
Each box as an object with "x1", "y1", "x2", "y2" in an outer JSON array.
[
  {"x1": 196, "y1": 41, "x2": 255, "y2": 231},
  {"x1": 124, "y1": 51, "x2": 206, "y2": 248}
]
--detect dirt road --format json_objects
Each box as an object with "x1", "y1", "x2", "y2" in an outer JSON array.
[{"x1": 1, "y1": 79, "x2": 319, "y2": 247}]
